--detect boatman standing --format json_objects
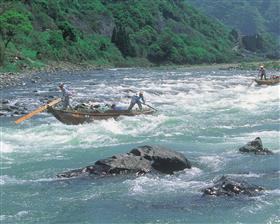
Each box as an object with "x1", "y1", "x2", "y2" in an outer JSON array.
[
  {"x1": 59, "y1": 83, "x2": 72, "y2": 109},
  {"x1": 258, "y1": 65, "x2": 266, "y2": 80},
  {"x1": 128, "y1": 91, "x2": 145, "y2": 111}
]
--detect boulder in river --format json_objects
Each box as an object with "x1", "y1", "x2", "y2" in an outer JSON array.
[
  {"x1": 239, "y1": 137, "x2": 273, "y2": 155},
  {"x1": 0, "y1": 100, "x2": 30, "y2": 117},
  {"x1": 203, "y1": 176, "x2": 264, "y2": 197},
  {"x1": 1, "y1": 100, "x2": 10, "y2": 104},
  {"x1": 57, "y1": 145, "x2": 192, "y2": 178}
]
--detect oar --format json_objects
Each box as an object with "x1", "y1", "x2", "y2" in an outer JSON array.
[
  {"x1": 15, "y1": 98, "x2": 61, "y2": 124},
  {"x1": 144, "y1": 104, "x2": 157, "y2": 111}
]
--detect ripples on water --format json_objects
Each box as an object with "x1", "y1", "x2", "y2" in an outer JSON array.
[{"x1": 1, "y1": 67, "x2": 280, "y2": 223}]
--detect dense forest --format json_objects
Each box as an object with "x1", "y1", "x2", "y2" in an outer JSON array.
[
  {"x1": 187, "y1": 0, "x2": 280, "y2": 58},
  {"x1": 0, "y1": 0, "x2": 277, "y2": 72}
]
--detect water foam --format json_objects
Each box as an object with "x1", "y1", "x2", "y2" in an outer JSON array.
[
  {"x1": 0, "y1": 211, "x2": 29, "y2": 221},
  {"x1": 0, "y1": 141, "x2": 14, "y2": 153},
  {"x1": 125, "y1": 167, "x2": 204, "y2": 195},
  {"x1": 199, "y1": 155, "x2": 225, "y2": 171},
  {"x1": 0, "y1": 174, "x2": 60, "y2": 186},
  {"x1": 1, "y1": 68, "x2": 279, "y2": 224}
]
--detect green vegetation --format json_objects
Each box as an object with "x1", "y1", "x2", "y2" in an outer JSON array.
[
  {"x1": 106, "y1": 0, "x2": 236, "y2": 65},
  {"x1": 0, "y1": 9, "x2": 32, "y2": 48},
  {"x1": 0, "y1": 0, "x2": 276, "y2": 72},
  {"x1": 187, "y1": 0, "x2": 280, "y2": 58},
  {"x1": 187, "y1": 0, "x2": 280, "y2": 35},
  {"x1": 237, "y1": 60, "x2": 280, "y2": 70},
  {"x1": 0, "y1": 0, "x2": 124, "y2": 71}
]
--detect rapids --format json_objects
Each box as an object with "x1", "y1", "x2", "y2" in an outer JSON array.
[{"x1": 1, "y1": 67, "x2": 279, "y2": 223}]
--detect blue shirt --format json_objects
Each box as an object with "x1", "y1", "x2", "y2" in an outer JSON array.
[{"x1": 61, "y1": 87, "x2": 72, "y2": 97}]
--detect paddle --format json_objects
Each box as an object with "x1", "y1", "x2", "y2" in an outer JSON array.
[
  {"x1": 144, "y1": 103, "x2": 157, "y2": 111},
  {"x1": 15, "y1": 98, "x2": 61, "y2": 124}
]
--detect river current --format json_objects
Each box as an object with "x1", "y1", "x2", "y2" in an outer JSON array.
[{"x1": 1, "y1": 67, "x2": 279, "y2": 223}]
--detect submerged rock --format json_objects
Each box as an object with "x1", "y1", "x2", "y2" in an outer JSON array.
[
  {"x1": 239, "y1": 137, "x2": 273, "y2": 155},
  {"x1": 57, "y1": 145, "x2": 191, "y2": 178},
  {"x1": 1, "y1": 100, "x2": 10, "y2": 104},
  {"x1": 0, "y1": 100, "x2": 30, "y2": 117},
  {"x1": 203, "y1": 176, "x2": 264, "y2": 197},
  {"x1": 0, "y1": 103, "x2": 12, "y2": 111}
]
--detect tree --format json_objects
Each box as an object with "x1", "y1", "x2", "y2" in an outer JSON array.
[
  {"x1": 0, "y1": 9, "x2": 32, "y2": 48},
  {"x1": 0, "y1": 38, "x2": 4, "y2": 65}
]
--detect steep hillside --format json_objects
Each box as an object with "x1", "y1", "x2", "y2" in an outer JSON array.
[
  {"x1": 0, "y1": 0, "x2": 124, "y2": 71},
  {"x1": 187, "y1": 0, "x2": 280, "y2": 35},
  {"x1": 1, "y1": 0, "x2": 238, "y2": 71},
  {"x1": 187, "y1": 0, "x2": 280, "y2": 58},
  {"x1": 104, "y1": 0, "x2": 237, "y2": 64}
]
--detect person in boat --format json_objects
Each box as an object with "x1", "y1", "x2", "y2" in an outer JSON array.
[
  {"x1": 258, "y1": 65, "x2": 266, "y2": 80},
  {"x1": 59, "y1": 83, "x2": 72, "y2": 109},
  {"x1": 127, "y1": 91, "x2": 145, "y2": 111}
]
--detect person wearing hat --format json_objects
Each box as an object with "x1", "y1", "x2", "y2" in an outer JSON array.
[
  {"x1": 59, "y1": 83, "x2": 72, "y2": 109},
  {"x1": 258, "y1": 65, "x2": 266, "y2": 80},
  {"x1": 127, "y1": 91, "x2": 145, "y2": 111}
]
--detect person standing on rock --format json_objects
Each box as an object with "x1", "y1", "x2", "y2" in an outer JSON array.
[
  {"x1": 128, "y1": 91, "x2": 145, "y2": 111},
  {"x1": 59, "y1": 83, "x2": 72, "y2": 109},
  {"x1": 258, "y1": 65, "x2": 266, "y2": 80}
]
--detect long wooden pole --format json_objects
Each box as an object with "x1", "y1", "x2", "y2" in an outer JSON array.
[
  {"x1": 144, "y1": 104, "x2": 157, "y2": 111},
  {"x1": 15, "y1": 98, "x2": 61, "y2": 124}
]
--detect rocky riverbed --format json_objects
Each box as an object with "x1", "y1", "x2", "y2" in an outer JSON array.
[
  {"x1": 0, "y1": 62, "x2": 107, "y2": 89},
  {"x1": 0, "y1": 72, "x2": 28, "y2": 89}
]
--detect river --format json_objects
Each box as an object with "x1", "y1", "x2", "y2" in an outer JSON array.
[{"x1": 1, "y1": 67, "x2": 279, "y2": 223}]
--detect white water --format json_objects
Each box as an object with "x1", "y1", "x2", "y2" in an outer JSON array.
[{"x1": 1, "y1": 67, "x2": 279, "y2": 224}]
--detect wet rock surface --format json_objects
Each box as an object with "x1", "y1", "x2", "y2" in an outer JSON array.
[
  {"x1": 0, "y1": 100, "x2": 28, "y2": 117},
  {"x1": 57, "y1": 145, "x2": 192, "y2": 178},
  {"x1": 203, "y1": 176, "x2": 264, "y2": 197},
  {"x1": 239, "y1": 137, "x2": 273, "y2": 155},
  {"x1": 0, "y1": 72, "x2": 25, "y2": 89},
  {"x1": 0, "y1": 94, "x2": 57, "y2": 117}
]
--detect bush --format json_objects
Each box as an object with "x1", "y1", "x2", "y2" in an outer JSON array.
[
  {"x1": 0, "y1": 9, "x2": 32, "y2": 48},
  {"x1": 48, "y1": 30, "x2": 64, "y2": 49}
]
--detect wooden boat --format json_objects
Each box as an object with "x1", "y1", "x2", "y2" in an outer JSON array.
[
  {"x1": 254, "y1": 78, "x2": 280, "y2": 85},
  {"x1": 47, "y1": 107, "x2": 155, "y2": 125}
]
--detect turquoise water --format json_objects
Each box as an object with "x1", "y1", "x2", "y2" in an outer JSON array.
[{"x1": 1, "y1": 67, "x2": 280, "y2": 223}]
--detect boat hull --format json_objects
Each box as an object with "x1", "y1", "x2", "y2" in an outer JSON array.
[
  {"x1": 254, "y1": 78, "x2": 280, "y2": 85},
  {"x1": 48, "y1": 107, "x2": 155, "y2": 125}
]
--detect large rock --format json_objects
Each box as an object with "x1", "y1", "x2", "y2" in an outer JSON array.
[
  {"x1": 203, "y1": 176, "x2": 264, "y2": 197},
  {"x1": 57, "y1": 145, "x2": 191, "y2": 178},
  {"x1": 239, "y1": 137, "x2": 273, "y2": 155}
]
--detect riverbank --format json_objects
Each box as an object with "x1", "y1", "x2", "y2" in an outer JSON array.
[
  {"x1": 1, "y1": 60, "x2": 279, "y2": 90},
  {"x1": 0, "y1": 61, "x2": 104, "y2": 89}
]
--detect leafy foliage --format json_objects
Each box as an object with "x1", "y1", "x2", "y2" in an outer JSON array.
[
  {"x1": 187, "y1": 0, "x2": 280, "y2": 35},
  {"x1": 2, "y1": 0, "x2": 275, "y2": 71},
  {"x1": 187, "y1": 0, "x2": 280, "y2": 57},
  {"x1": 107, "y1": 0, "x2": 235, "y2": 64},
  {"x1": 0, "y1": 38, "x2": 4, "y2": 66},
  {"x1": 0, "y1": 9, "x2": 32, "y2": 47}
]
